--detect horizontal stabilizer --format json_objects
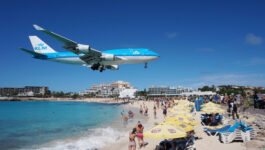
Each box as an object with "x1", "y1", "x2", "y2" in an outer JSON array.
[{"x1": 19, "y1": 48, "x2": 47, "y2": 57}]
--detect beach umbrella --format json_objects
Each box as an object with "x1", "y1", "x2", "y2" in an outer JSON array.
[
  {"x1": 166, "y1": 113, "x2": 193, "y2": 119},
  {"x1": 166, "y1": 115, "x2": 198, "y2": 125},
  {"x1": 201, "y1": 107, "x2": 225, "y2": 113},
  {"x1": 168, "y1": 107, "x2": 191, "y2": 113},
  {"x1": 166, "y1": 121, "x2": 194, "y2": 132},
  {"x1": 201, "y1": 102, "x2": 221, "y2": 108},
  {"x1": 143, "y1": 123, "x2": 187, "y2": 139}
]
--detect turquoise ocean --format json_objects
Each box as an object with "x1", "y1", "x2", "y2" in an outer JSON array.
[{"x1": 0, "y1": 101, "x2": 127, "y2": 150}]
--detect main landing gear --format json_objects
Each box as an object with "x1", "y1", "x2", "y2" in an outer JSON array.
[
  {"x1": 144, "y1": 62, "x2": 148, "y2": 69},
  {"x1": 91, "y1": 63, "x2": 105, "y2": 72}
]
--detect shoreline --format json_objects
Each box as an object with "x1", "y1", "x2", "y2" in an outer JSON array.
[{"x1": 0, "y1": 97, "x2": 129, "y2": 105}]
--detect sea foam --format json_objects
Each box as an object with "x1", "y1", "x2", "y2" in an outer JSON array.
[{"x1": 35, "y1": 127, "x2": 127, "y2": 150}]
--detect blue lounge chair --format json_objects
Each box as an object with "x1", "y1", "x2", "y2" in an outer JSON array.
[
  {"x1": 204, "y1": 125, "x2": 231, "y2": 136},
  {"x1": 219, "y1": 120, "x2": 255, "y2": 144}
]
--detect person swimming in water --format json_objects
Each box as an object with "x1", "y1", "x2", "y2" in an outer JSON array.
[
  {"x1": 128, "y1": 128, "x2": 137, "y2": 150},
  {"x1": 136, "y1": 121, "x2": 145, "y2": 149}
]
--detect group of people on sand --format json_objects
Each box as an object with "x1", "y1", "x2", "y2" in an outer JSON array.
[
  {"x1": 121, "y1": 110, "x2": 135, "y2": 127},
  {"x1": 139, "y1": 105, "x2": 149, "y2": 116},
  {"x1": 129, "y1": 121, "x2": 145, "y2": 150},
  {"x1": 227, "y1": 97, "x2": 239, "y2": 120}
]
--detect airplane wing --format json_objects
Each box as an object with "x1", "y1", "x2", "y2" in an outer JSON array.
[
  {"x1": 33, "y1": 24, "x2": 101, "y2": 57},
  {"x1": 33, "y1": 25, "x2": 77, "y2": 47}
]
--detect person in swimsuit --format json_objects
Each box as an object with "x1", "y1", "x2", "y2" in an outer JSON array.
[
  {"x1": 153, "y1": 105, "x2": 157, "y2": 119},
  {"x1": 123, "y1": 115, "x2": 128, "y2": 127},
  {"x1": 136, "y1": 121, "x2": 144, "y2": 149},
  {"x1": 163, "y1": 106, "x2": 167, "y2": 118},
  {"x1": 128, "y1": 128, "x2": 137, "y2": 150}
]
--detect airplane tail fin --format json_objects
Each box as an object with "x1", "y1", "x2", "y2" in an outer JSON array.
[{"x1": 29, "y1": 36, "x2": 56, "y2": 53}]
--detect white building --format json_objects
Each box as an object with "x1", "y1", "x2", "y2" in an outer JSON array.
[
  {"x1": 79, "y1": 81, "x2": 137, "y2": 97},
  {"x1": 148, "y1": 86, "x2": 193, "y2": 96},
  {"x1": 119, "y1": 89, "x2": 137, "y2": 98}
]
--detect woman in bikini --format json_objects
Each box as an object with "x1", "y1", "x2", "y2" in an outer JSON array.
[
  {"x1": 136, "y1": 121, "x2": 145, "y2": 149},
  {"x1": 128, "y1": 128, "x2": 137, "y2": 150}
]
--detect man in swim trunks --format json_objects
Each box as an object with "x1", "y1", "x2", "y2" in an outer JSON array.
[
  {"x1": 136, "y1": 121, "x2": 144, "y2": 149},
  {"x1": 129, "y1": 128, "x2": 137, "y2": 150}
]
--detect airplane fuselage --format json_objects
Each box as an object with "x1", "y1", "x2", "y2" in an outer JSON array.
[{"x1": 33, "y1": 48, "x2": 160, "y2": 66}]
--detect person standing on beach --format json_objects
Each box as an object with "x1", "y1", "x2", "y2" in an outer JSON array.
[
  {"x1": 128, "y1": 128, "x2": 137, "y2": 150},
  {"x1": 254, "y1": 92, "x2": 258, "y2": 108},
  {"x1": 232, "y1": 99, "x2": 239, "y2": 120},
  {"x1": 163, "y1": 105, "x2": 167, "y2": 118},
  {"x1": 136, "y1": 121, "x2": 145, "y2": 149},
  {"x1": 153, "y1": 105, "x2": 157, "y2": 119},
  {"x1": 227, "y1": 98, "x2": 232, "y2": 117}
]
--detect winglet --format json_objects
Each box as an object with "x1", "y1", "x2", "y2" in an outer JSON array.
[{"x1": 33, "y1": 24, "x2": 44, "y2": 31}]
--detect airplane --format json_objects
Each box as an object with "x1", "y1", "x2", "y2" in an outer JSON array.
[{"x1": 20, "y1": 25, "x2": 160, "y2": 72}]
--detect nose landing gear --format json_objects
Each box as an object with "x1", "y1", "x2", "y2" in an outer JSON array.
[{"x1": 144, "y1": 63, "x2": 148, "y2": 69}]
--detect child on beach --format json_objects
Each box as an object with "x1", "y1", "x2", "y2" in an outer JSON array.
[{"x1": 128, "y1": 128, "x2": 137, "y2": 150}]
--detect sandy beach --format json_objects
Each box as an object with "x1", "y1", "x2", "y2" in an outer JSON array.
[{"x1": 101, "y1": 101, "x2": 265, "y2": 150}]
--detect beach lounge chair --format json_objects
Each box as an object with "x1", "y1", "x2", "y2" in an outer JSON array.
[
  {"x1": 184, "y1": 137, "x2": 195, "y2": 150},
  {"x1": 204, "y1": 125, "x2": 231, "y2": 136},
  {"x1": 219, "y1": 120, "x2": 255, "y2": 144}
]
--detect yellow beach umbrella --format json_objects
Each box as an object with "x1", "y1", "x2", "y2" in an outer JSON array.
[
  {"x1": 166, "y1": 113, "x2": 192, "y2": 119},
  {"x1": 168, "y1": 107, "x2": 191, "y2": 113},
  {"x1": 143, "y1": 123, "x2": 187, "y2": 139},
  {"x1": 173, "y1": 105, "x2": 191, "y2": 109},
  {"x1": 167, "y1": 121, "x2": 194, "y2": 132},
  {"x1": 166, "y1": 116, "x2": 198, "y2": 126},
  {"x1": 201, "y1": 102, "x2": 221, "y2": 108},
  {"x1": 201, "y1": 107, "x2": 225, "y2": 113}
]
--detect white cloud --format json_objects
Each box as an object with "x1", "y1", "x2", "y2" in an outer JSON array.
[
  {"x1": 245, "y1": 33, "x2": 263, "y2": 45},
  {"x1": 165, "y1": 32, "x2": 178, "y2": 38}
]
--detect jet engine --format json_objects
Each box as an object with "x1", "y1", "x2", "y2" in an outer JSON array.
[
  {"x1": 106, "y1": 65, "x2": 119, "y2": 70},
  {"x1": 100, "y1": 53, "x2": 115, "y2": 61},
  {"x1": 75, "y1": 44, "x2": 90, "y2": 53}
]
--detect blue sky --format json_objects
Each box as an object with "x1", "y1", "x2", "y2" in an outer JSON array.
[{"x1": 0, "y1": 0, "x2": 265, "y2": 92}]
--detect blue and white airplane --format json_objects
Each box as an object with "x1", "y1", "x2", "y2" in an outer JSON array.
[{"x1": 20, "y1": 25, "x2": 160, "y2": 72}]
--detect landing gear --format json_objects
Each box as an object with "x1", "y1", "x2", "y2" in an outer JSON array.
[
  {"x1": 99, "y1": 66, "x2": 105, "y2": 72},
  {"x1": 91, "y1": 63, "x2": 100, "y2": 70},
  {"x1": 144, "y1": 62, "x2": 148, "y2": 69}
]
